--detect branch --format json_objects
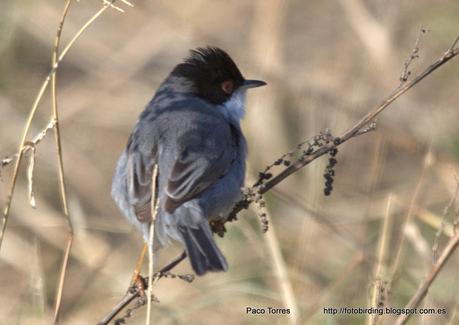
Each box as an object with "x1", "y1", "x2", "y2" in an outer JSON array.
[
  {"x1": 393, "y1": 179, "x2": 459, "y2": 325},
  {"x1": 231, "y1": 35, "x2": 459, "y2": 216},
  {"x1": 97, "y1": 251, "x2": 188, "y2": 325},
  {"x1": 0, "y1": 0, "x2": 130, "y2": 252},
  {"x1": 50, "y1": 1, "x2": 75, "y2": 323},
  {"x1": 1, "y1": 119, "x2": 56, "y2": 171},
  {"x1": 146, "y1": 165, "x2": 159, "y2": 325},
  {"x1": 399, "y1": 26, "x2": 427, "y2": 84},
  {"x1": 0, "y1": 0, "x2": 134, "y2": 323},
  {"x1": 394, "y1": 233, "x2": 459, "y2": 325}
]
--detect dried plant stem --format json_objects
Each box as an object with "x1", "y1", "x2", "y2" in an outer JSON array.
[
  {"x1": 376, "y1": 195, "x2": 394, "y2": 284},
  {"x1": 262, "y1": 208, "x2": 299, "y2": 324},
  {"x1": 0, "y1": 0, "x2": 116, "y2": 251},
  {"x1": 0, "y1": 1, "x2": 128, "y2": 323},
  {"x1": 394, "y1": 233, "x2": 459, "y2": 325},
  {"x1": 146, "y1": 222, "x2": 155, "y2": 325},
  {"x1": 54, "y1": 3, "x2": 131, "y2": 321},
  {"x1": 1, "y1": 119, "x2": 56, "y2": 169},
  {"x1": 400, "y1": 26, "x2": 427, "y2": 84},
  {"x1": 98, "y1": 251, "x2": 187, "y2": 325},
  {"x1": 432, "y1": 183, "x2": 459, "y2": 262},
  {"x1": 449, "y1": 302, "x2": 459, "y2": 325},
  {"x1": 0, "y1": 73, "x2": 49, "y2": 250},
  {"x1": 235, "y1": 39, "x2": 459, "y2": 213},
  {"x1": 390, "y1": 152, "x2": 429, "y2": 280},
  {"x1": 368, "y1": 194, "x2": 394, "y2": 325},
  {"x1": 397, "y1": 198, "x2": 456, "y2": 238},
  {"x1": 304, "y1": 252, "x2": 364, "y2": 322},
  {"x1": 146, "y1": 165, "x2": 159, "y2": 325},
  {"x1": 51, "y1": 1, "x2": 75, "y2": 323}
]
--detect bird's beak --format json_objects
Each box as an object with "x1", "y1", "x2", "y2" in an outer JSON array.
[{"x1": 242, "y1": 79, "x2": 267, "y2": 89}]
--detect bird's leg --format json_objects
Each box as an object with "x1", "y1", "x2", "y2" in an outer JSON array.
[
  {"x1": 131, "y1": 243, "x2": 148, "y2": 283},
  {"x1": 129, "y1": 243, "x2": 148, "y2": 297}
]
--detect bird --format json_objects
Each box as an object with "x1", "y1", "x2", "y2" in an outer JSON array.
[{"x1": 111, "y1": 47, "x2": 266, "y2": 276}]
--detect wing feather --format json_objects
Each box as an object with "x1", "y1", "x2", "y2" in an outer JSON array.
[{"x1": 125, "y1": 104, "x2": 239, "y2": 221}]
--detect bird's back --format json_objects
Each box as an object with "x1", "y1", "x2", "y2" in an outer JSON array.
[{"x1": 111, "y1": 93, "x2": 244, "y2": 233}]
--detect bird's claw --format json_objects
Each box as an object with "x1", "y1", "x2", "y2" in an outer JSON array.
[
  {"x1": 129, "y1": 273, "x2": 147, "y2": 298},
  {"x1": 210, "y1": 220, "x2": 227, "y2": 237}
]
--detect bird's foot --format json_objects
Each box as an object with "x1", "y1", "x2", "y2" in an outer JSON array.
[
  {"x1": 129, "y1": 273, "x2": 147, "y2": 298},
  {"x1": 210, "y1": 219, "x2": 227, "y2": 237}
]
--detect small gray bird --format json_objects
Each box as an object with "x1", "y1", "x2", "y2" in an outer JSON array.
[{"x1": 111, "y1": 47, "x2": 266, "y2": 275}]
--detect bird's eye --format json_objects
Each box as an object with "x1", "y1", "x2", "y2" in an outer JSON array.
[{"x1": 221, "y1": 80, "x2": 234, "y2": 94}]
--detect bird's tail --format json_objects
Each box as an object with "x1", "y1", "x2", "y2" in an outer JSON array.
[{"x1": 178, "y1": 221, "x2": 228, "y2": 276}]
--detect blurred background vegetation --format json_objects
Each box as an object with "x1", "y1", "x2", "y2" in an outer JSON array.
[{"x1": 1, "y1": 0, "x2": 459, "y2": 324}]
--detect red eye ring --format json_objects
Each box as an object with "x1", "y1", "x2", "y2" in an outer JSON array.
[{"x1": 221, "y1": 80, "x2": 234, "y2": 94}]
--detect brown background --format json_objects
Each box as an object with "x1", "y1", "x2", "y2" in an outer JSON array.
[{"x1": 1, "y1": 1, "x2": 459, "y2": 324}]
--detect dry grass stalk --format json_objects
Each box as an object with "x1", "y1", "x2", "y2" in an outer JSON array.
[
  {"x1": 146, "y1": 165, "x2": 159, "y2": 325},
  {"x1": 304, "y1": 252, "x2": 364, "y2": 322},
  {"x1": 50, "y1": 1, "x2": 74, "y2": 322},
  {"x1": 1, "y1": 119, "x2": 56, "y2": 170},
  {"x1": 338, "y1": 0, "x2": 391, "y2": 68},
  {"x1": 26, "y1": 143, "x2": 37, "y2": 209},
  {"x1": 0, "y1": 0, "x2": 127, "y2": 250},
  {"x1": 262, "y1": 207, "x2": 299, "y2": 324},
  {"x1": 0, "y1": 0, "x2": 133, "y2": 323},
  {"x1": 397, "y1": 198, "x2": 456, "y2": 238},
  {"x1": 368, "y1": 194, "x2": 394, "y2": 325},
  {"x1": 390, "y1": 151, "x2": 431, "y2": 280},
  {"x1": 392, "y1": 179, "x2": 459, "y2": 324},
  {"x1": 394, "y1": 232, "x2": 459, "y2": 325},
  {"x1": 238, "y1": 39, "x2": 459, "y2": 204},
  {"x1": 432, "y1": 181, "x2": 459, "y2": 262},
  {"x1": 98, "y1": 251, "x2": 189, "y2": 325}
]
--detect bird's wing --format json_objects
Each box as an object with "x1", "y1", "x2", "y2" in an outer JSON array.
[
  {"x1": 164, "y1": 122, "x2": 238, "y2": 213},
  {"x1": 126, "y1": 112, "x2": 238, "y2": 222},
  {"x1": 124, "y1": 131, "x2": 158, "y2": 223}
]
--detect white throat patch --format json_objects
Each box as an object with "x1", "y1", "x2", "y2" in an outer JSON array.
[{"x1": 219, "y1": 89, "x2": 247, "y2": 124}]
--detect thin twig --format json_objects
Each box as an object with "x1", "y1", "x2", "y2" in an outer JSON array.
[
  {"x1": 394, "y1": 233, "x2": 459, "y2": 325},
  {"x1": 368, "y1": 194, "x2": 393, "y2": 325},
  {"x1": 262, "y1": 207, "x2": 299, "y2": 324},
  {"x1": 1, "y1": 119, "x2": 56, "y2": 170},
  {"x1": 448, "y1": 34, "x2": 459, "y2": 53},
  {"x1": 50, "y1": 1, "x2": 75, "y2": 323},
  {"x1": 98, "y1": 251, "x2": 187, "y2": 325},
  {"x1": 304, "y1": 252, "x2": 365, "y2": 322},
  {"x1": 118, "y1": 0, "x2": 134, "y2": 7},
  {"x1": 146, "y1": 165, "x2": 159, "y2": 325},
  {"x1": 25, "y1": 142, "x2": 37, "y2": 208},
  {"x1": 0, "y1": 0, "x2": 132, "y2": 322},
  {"x1": 0, "y1": 0, "x2": 118, "y2": 252},
  {"x1": 400, "y1": 26, "x2": 427, "y2": 84},
  {"x1": 103, "y1": 0, "x2": 134, "y2": 13},
  {"x1": 53, "y1": 4, "x2": 134, "y2": 321},
  {"x1": 390, "y1": 150, "x2": 430, "y2": 281},
  {"x1": 432, "y1": 182, "x2": 459, "y2": 262},
  {"x1": 230, "y1": 38, "x2": 459, "y2": 215},
  {"x1": 103, "y1": 0, "x2": 125, "y2": 13}
]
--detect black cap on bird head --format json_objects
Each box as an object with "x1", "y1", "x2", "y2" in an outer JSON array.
[{"x1": 171, "y1": 47, "x2": 266, "y2": 105}]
